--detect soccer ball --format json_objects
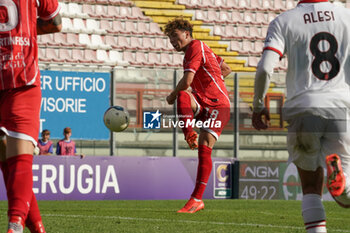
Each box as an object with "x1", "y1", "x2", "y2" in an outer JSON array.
[{"x1": 103, "y1": 106, "x2": 130, "y2": 132}]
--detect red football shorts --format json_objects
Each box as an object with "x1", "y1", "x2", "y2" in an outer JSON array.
[
  {"x1": 0, "y1": 85, "x2": 41, "y2": 145},
  {"x1": 193, "y1": 94, "x2": 231, "y2": 140}
]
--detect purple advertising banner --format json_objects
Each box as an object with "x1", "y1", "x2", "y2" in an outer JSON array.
[{"x1": 0, "y1": 156, "x2": 235, "y2": 200}]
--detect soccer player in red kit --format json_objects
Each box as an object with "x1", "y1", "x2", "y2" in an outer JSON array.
[
  {"x1": 0, "y1": 0, "x2": 61, "y2": 232},
  {"x1": 164, "y1": 18, "x2": 231, "y2": 213}
]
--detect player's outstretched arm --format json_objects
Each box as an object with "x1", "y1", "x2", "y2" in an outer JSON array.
[
  {"x1": 37, "y1": 14, "x2": 62, "y2": 35},
  {"x1": 252, "y1": 50, "x2": 280, "y2": 130},
  {"x1": 166, "y1": 71, "x2": 194, "y2": 105},
  {"x1": 220, "y1": 62, "x2": 232, "y2": 78}
]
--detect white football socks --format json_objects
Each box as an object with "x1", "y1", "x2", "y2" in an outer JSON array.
[{"x1": 302, "y1": 194, "x2": 327, "y2": 233}]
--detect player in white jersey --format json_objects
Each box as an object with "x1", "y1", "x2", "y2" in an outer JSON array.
[{"x1": 252, "y1": 0, "x2": 350, "y2": 232}]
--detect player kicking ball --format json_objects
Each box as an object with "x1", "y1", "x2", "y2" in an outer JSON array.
[
  {"x1": 164, "y1": 18, "x2": 231, "y2": 213},
  {"x1": 253, "y1": 0, "x2": 350, "y2": 232}
]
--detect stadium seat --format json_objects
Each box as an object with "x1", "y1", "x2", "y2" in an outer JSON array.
[
  {"x1": 230, "y1": 40, "x2": 243, "y2": 53},
  {"x1": 184, "y1": 0, "x2": 201, "y2": 8},
  {"x1": 85, "y1": 50, "x2": 103, "y2": 63},
  {"x1": 235, "y1": 26, "x2": 250, "y2": 39},
  {"x1": 130, "y1": 37, "x2": 143, "y2": 50},
  {"x1": 105, "y1": 35, "x2": 119, "y2": 49},
  {"x1": 142, "y1": 37, "x2": 155, "y2": 50},
  {"x1": 66, "y1": 33, "x2": 85, "y2": 47},
  {"x1": 267, "y1": 12, "x2": 276, "y2": 24},
  {"x1": 100, "y1": 20, "x2": 113, "y2": 32},
  {"x1": 71, "y1": 49, "x2": 90, "y2": 63},
  {"x1": 123, "y1": 21, "x2": 138, "y2": 34},
  {"x1": 86, "y1": 19, "x2": 106, "y2": 34},
  {"x1": 137, "y1": 21, "x2": 150, "y2": 35},
  {"x1": 58, "y1": 49, "x2": 74, "y2": 63},
  {"x1": 39, "y1": 34, "x2": 53, "y2": 46},
  {"x1": 274, "y1": 0, "x2": 286, "y2": 11},
  {"x1": 45, "y1": 48, "x2": 63, "y2": 63},
  {"x1": 173, "y1": 53, "x2": 183, "y2": 66},
  {"x1": 166, "y1": 39, "x2": 174, "y2": 51},
  {"x1": 59, "y1": 2, "x2": 69, "y2": 17},
  {"x1": 241, "y1": 41, "x2": 255, "y2": 54},
  {"x1": 250, "y1": 0, "x2": 261, "y2": 10},
  {"x1": 237, "y1": 0, "x2": 249, "y2": 10},
  {"x1": 107, "y1": 20, "x2": 124, "y2": 34},
  {"x1": 154, "y1": 37, "x2": 168, "y2": 51},
  {"x1": 230, "y1": 11, "x2": 244, "y2": 24},
  {"x1": 123, "y1": 51, "x2": 136, "y2": 64},
  {"x1": 249, "y1": 26, "x2": 264, "y2": 40},
  {"x1": 61, "y1": 18, "x2": 74, "y2": 33},
  {"x1": 255, "y1": 12, "x2": 268, "y2": 25},
  {"x1": 67, "y1": 3, "x2": 88, "y2": 18},
  {"x1": 285, "y1": 0, "x2": 296, "y2": 10},
  {"x1": 78, "y1": 33, "x2": 92, "y2": 47},
  {"x1": 116, "y1": 36, "x2": 131, "y2": 49},
  {"x1": 119, "y1": 6, "x2": 132, "y2": 19},
  {"x1": 148, "y1": 53, "x2": 160, "y2": 66},
  {"x1": 135, "y1": 52, "x2": 152, "y2": 66},
  {"x1": 132, "y1": 7, "x2": 150, "y2": 20},
  {"x1": 219, "y1": 11, "x2": 232, "y2": 24},
  {"x1": 261, "y1": 27, "x2": 268, "y2": 38},
  {"x1": 206, "y1": 10, "x2": 220, "y2": 23},
  {"x1": 225, "y1": 0, "x2": 238, "y2": 9},
  {"x1": 213, "y1": 25, "x2": 224, "y2": 37},
  {"x1": 149, "y1": 22, "x2": 163, "y2": 35},
  {"x1": 91, "y1": 34, "x2": 112, "y2": 50},
  {"x1": 96, "y1": 50, "x2": 113, "y2": 64},
  {"x1": 261, "y1": 0, "x2": 274, "y2": 11},
  {"x1": 72, "y1": 18, "x2": 87, "y2": 33},
  {"x1": 244, "y1": 12, "x2": 259, "y2": 25},
  {"x1": 38, "y1": 48, "x2": 46, "y2": 62},
  {"x1": 109, "y1": 50, "x2": 129, "y2": 66},
  {"x1": 160, "y1": 53, "x2": 173, "y2": 66},
  {"x1": 248, "y1": 56, "x2": 259, "y2": 67},
  {"x1": 254, "y1": 41, "x2": 264, "y2": 54}
]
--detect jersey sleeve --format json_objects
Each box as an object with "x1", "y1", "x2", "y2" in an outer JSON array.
[
  {"x1": 263, "y1": 18, "x2": 285, "y2": 58},
  {"x1": 215, "y1": 54, "x2": 224, "y2": 66},
  {"x1": 183, "y1": 42, "x2": 203, "y2": 74},
  {"x1": 37, "y1": 0, "x2": 60, "y2": 20}
]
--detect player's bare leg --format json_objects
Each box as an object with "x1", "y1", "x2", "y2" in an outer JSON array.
[
  {"x1": 176, "y1": 91, "x2": 199, "y2": 150},
  {"x1": 298, "y1": 167, "x2": 327, "y2": 233},
  {"x1": 178, "y1": 130, "x2": 216, "y2": 213}
]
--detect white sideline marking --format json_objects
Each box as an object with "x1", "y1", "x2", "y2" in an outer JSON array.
[{"x1": 42, "y1": 213, "x2": 350, "y2": 232}]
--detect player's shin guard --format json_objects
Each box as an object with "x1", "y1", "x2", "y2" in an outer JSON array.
[
  {"x1": 302, "y1": 194, "x2": 327, "y2": 233},
  {"x1": 177, "y1": 91, "x2": 194, "y2": 138},
  {"x1": 191, "y1": 145, "x2": 212, "y2": 200},
  {"x1": 6, "y1": 154, "x2": 34, "y2": 224}
]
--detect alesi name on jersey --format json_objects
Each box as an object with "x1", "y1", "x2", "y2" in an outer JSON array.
[{"x1": 303, "y1": 10, "x2": 335, "y2": 24}]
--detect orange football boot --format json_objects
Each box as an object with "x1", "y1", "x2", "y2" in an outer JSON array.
[
  {"x1": 185, "y1": 131, "x2": 198, "y2": 150},
  {"x1": 177, "y1": 198, "x2": 204, "y2": 213},
  {"x1": 326, "y1": 154, "x2": 346, "y2": 197}
]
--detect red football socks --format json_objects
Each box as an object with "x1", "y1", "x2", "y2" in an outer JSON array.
[
  {"x1": 191, "y1": 145, "x2": 213, "y2": 200},
  {"x1": 177, "y1": 91, "x2": 194, "y2": 138},
  {"x1": 6, "y1": 154, "x2": 34, "y2": 223}
]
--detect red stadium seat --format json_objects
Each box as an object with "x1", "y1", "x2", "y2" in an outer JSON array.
[
  {"x1": 154, "y1": 37, "x2": 168, "y2": 51},
  {"x1": 142, "y1": 37, "x2": 155, "y2": 50},
  {"x1": 130, "y1": 37, "x2": 143, "y2": 50},
  {"x1": 105, "y1": 35, "x2": 119, "y2": 49},
  {"x1": 116, "y1": 36, "x2": 131, "y2": 49}
]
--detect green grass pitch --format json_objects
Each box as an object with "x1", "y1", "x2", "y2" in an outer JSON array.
[{"x1": 0, "y1": 200, "x2": 349, "y2": 233}]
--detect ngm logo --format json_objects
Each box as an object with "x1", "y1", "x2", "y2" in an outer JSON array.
[
  {"x1": 143, "y1": 110, "x2": 161, "y2": 129},
  {"x1": 240, "y1": 164, "x2": 279, "y2": 178}
]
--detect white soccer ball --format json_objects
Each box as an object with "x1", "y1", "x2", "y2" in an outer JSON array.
[{"x1": 103, "y1": 106, "x2": 130, "y2": 132}]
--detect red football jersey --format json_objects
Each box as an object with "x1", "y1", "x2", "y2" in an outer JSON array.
[
  {"x1": 183, "y1": 40, "x2": 230, "y2": 106},
  {"x1": 0, "y1": 0, "x2": 60, "y2": 90}
]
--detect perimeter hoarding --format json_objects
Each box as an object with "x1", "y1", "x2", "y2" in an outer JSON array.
[
  {"x1": 0, "y1": 156, "x2": 235, "y2": 200},
  {"x1": 40, "y1": 70, "x2": 110, "y2": 140},
  {"x1": 239, "y1": 161, "x2": 333, "y2": 201}
]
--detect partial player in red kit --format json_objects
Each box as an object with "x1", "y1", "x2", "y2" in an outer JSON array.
[
  {"x1": 0, "y1": 0, "x2": 61, "y2": 232},
  {"x1": 164, "y1": 18, "x2": 231, "y2": 213}
]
